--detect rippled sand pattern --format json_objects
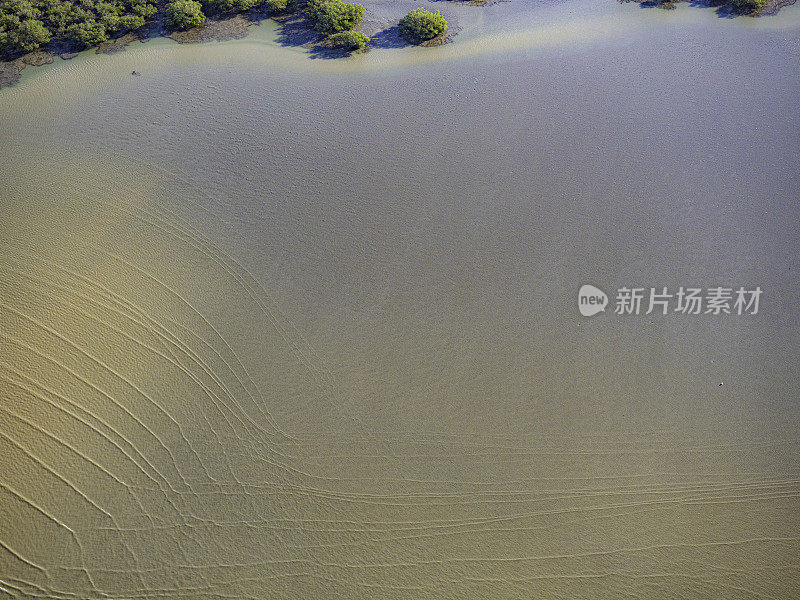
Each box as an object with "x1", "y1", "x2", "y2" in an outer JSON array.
[
  {"x1": 2, "y1": 0, "x2": 800, "y2": 593},
  {"x1": 0, "y1": 153, "x2": 798, "y2": 599}
]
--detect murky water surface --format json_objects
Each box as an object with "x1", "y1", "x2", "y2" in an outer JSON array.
[{"x1": 1, "y1": 0, "x2": 799, "y2": 597}]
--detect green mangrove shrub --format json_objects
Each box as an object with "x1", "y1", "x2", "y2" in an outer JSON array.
[
  {"x1": 261, "y1": 0, "x2": 292, "y2": 13},
  {"x1": 0, "y1": 8, "x2": 50, "y2": 53},
  {"x1": 398, "y1": 7, "x2": 446, "y2": 42},
  {"x1": 304, "y1": 0, "x2": 327, "y2": 18},
  {"x1": 164, "y1": 0, "x2": 205, "y2": 30},
  {"x1": 201, "y1": 0, "x2": 257, "y2": 15},
  {"x1": 307, "y1": 0, "x2": 364, "y2": 35},
  {"x1": 328, "y1": 28, "x2": 367, "y2": 50},
  {"x1": 0, "y1": 0, "x2": 157, "y2": 54},
  {"x1": 729, "y1": 0, "x2": 766, "y2": 12}
]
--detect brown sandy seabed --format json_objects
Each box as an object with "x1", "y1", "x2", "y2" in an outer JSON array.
[
  {"x1": 1, "y1": 154, "x2": 798, "y2": 598},
  {"x1": 1, "y1": 10, "x2": 799, "y2": 595}
]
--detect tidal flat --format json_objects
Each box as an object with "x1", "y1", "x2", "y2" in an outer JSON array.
[{"x1": 1, "y1": 0, "x2": 799, "y2": 598}]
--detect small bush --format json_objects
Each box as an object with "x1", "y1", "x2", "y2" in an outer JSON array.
[
  {"x1": 165, "y1": 0, "x2": 205, "y2": 30},
  {"x1": 118, "y1": 14, "x2": 147, "y2": 29},
  {"x1": 398, "y1": 7, "x2": 446, "y2": 42},
  {"x1": 729, "y1": 0, "x2": 765, "y2": 12},
  {"x1": 304, "y1": 0, "x2": 328, "y2": 18},
  {"x1": 0, "y1": 14, "x2": 50, "y2": 53},
  {"x1": 260, "y1": 0, "x2": 292, "y2": 13},
  {"x1": 328, "y1": 28, "x2": 367, "y2": 50},
  {"x1": 308, "y1": 0, "x2": 364, "y2": 35},
  {"x1": 201, "y1": 0, "x2": 257, "y2": 14},
  {"x1": 0, "y1": 0, "x2": 158, "y2": 57},
  {"x1": 17, "y1": 17, "x2": 49, "y2": 47},
  {"x1": 64, "y1": 19, "x2": 109, "y2": 46}
]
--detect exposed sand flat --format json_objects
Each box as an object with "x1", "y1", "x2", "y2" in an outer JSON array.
[{"x1": 1, "y1": 0, "x2": 799, "y2": 598}]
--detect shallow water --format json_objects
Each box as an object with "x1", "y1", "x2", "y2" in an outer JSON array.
[{"x1": 1, "y1": 0, "x2": 799, "y2": 598}]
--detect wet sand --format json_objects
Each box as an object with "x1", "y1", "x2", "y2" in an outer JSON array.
[{"x1": 1, "y1": 0, "x2": 799, "y2": 598}]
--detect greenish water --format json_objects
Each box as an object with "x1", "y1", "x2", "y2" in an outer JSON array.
[{"x1": 1, "y1": 1, "x2": 799, "y2": 598}]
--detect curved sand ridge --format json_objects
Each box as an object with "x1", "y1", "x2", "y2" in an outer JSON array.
[
  {"x1": 1, "y1": 145, "x2": 799, "y2": 599},
  {"x1": 2, "y1": 0, "x2": 800, "y2": 594}
]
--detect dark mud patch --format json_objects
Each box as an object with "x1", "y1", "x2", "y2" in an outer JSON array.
[
  {"x1": 97, "y1": 32, "x2": 144, "y2": 54},
  {"x1": 760, "y1": 0, "x2": 797, "y2": 15},
  {"x1": 21, "y1": 51, "x2": 55, "y2": 66},
  {"x1": 1, "y1": 30, "x2": 152, "y2": 89},
  {"x1": 623, "y1": 0, "x2": 796, "y2": 16},
  {"x1": 365, "y1": 23, "x2": 409, "y2": 49},
  {"x1": 169, "y1": 15, "x2": 252, "y2": 44},
  {"x1": 0, "y1": 60, "x2": 24, "y2": 89},
  {"x1": 0, "y1": 50, "x2": 56, "y2": 90}
]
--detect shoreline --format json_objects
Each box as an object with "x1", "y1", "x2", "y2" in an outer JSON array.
[
  {"x1": 0, "y1": 1, "x2": 465, "y2": 89},
  {"x1": 1, "y1": 0, "x2": 798, "y2": 90},
  {"x1": 622, "y1": 0, "x2": 797, "y2": 15}
]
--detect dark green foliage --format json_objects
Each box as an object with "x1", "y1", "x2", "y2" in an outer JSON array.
[
  {"x1": 0, "y1": 6, "x2": 50, "y2": 53},
  {"x1": 0, "y1": 0, "x2": 156, "y2": 55},
  {"x1": 198, "y1": 0, "x2": 293, "y2": 19},
  {"x1": 16, "y1": 15, "x2": 49, "y2": 46},
  {"x1": 165, "y1": 0, "x2": 205, "y2": 29},
  {"x1": 64, "y1": 18, "x2": 107, "y2": 45},
  {"x1": 260, "y1": 0, "x2": 292, "y2": 13},
  {"x1": 398, "y1": 7, "x2": 446, "y2": 42},
  {"x1": 0, "y1": 0, "x2": 295, "y2": 58},
  {"x1": 119, "y1": 13, "x2": 145, "y2": 28},
  {"x1": 307, "y1": 0, "x2": 364, "y2": 35},
  {"x1": 5, "y1": 0, "x2": 38, "y2": 24},
  {"x1": 328, "y1": 28, "x2": 367, "y2": 50},
  {"x1": 304, "y1": 0, "x2": 328, "y2": 19},
  {"x1": 200, "y1": 0, "x2": 257, "y2": 15},
  {"x1": 729, "y1": 0, "x2": 765, "y2": 12}
]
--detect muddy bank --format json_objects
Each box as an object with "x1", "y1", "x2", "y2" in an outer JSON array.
[
  {"x1": 624, "y1": 0, "x2": 797, "y2": 16},
  {"x1": 0, "y1": 51, "x2": 53, "y2": 89},
  {"x1": 1, "y1": 0, "x2": 794, "y2": 90},
  {"x1": 0, "y1": 16, "x2": 258, "y2": 90},
  {"x1": 0, "y1": 8, "x2": 457, "y2": 87},
  {"x1": 0, "y1": 0, "x2": 479, "y2": 88},
  {"x1": 0, "y1": 30, "x2": 148, "y2": 90},
  {"x1": 761, "y1": 0, "x2": 799, "y2": 15},
  {"x1": 357, "y1": 10, "x2": 461, "y2": 51},
  {"x1": 169, "y1": 15, "x2": 252, "y2": 43},
  {"x1": 97, "y1": 32, "x2": 147, "y2": 54}
]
